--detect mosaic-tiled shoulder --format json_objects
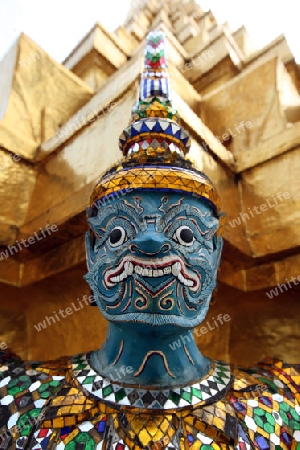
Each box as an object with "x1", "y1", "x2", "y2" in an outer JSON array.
[{"x1": 1, "y1": 351, "x2": 299, "y2": 450}]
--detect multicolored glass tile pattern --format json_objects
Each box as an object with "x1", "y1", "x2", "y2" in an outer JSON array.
[
  {"x1": 130, "y1": 30, "x2": 179, "y2": 124},
  {"x1": 130, "y1": 98, "x2": 180, "y2": 123},
  {"x1": 89, "y1": 30, "x2": 224, "y2": 228},
  {"x1": 119, "y1": 117, "x2": 190, "y2": 156},
  {"x1": 1, "y1": 350, "x2": 299, "y2": 450},
  {"x1": 140, "y1": 29, "x2": 170, "y2": 101},
  {"x1": 71, "y1": 354, "x2": 232, "y2": 410}
]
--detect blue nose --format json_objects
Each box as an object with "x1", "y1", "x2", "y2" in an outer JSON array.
[{"x1": 130, "y1": 233, "x2": 171, "y2": 256}]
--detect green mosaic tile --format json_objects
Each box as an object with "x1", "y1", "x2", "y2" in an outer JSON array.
[
  {"x1": 7, "y1": 375, "x2": 31, "y2": 396},
  {"x1": 279, "y1": 402, "x2": 300, "y2": 427},
  {"x1": 263, "y1": 422, "x2": 274, "y2": 434},
  {"x1": 169, "y1": 391, "x2": 181, "y2": 405},
  {"x1": 290, "y1": 420, "x2": 300, "y2": 430},
  {"x1": 215, "y1": 371, "x2": 229, "y2": 381},
  {"x1": 257, "y1": 377, "x2": 278, "y2": 393},
  {"x1": 103, "y1": 385, "x2": 113, "y2": 398},
  {"x1": 41, "y1": 391, "x2": 51, "y2": 399},
  {"x1": 65, "y1": 431, "x2": 95, "y2": 450},
  {"x1": 265, "y1": 412, "x2": 275, "y2": 426},
  {"x1": 254, "y1": 415, "x2": 264, "y2": 429},
  {"x1": 18, "y1": 412, "x2": 32, "y2": 436},
  {"x1": 290, "y1": 409, "x2": 300, "y2": 422},
  {"x1": 75, "y1": 364, "x2": 86, "y2": 370},
  {"x1": 83, "y1": 376, "x2": 95, "y2": 385},
  {"x1": 38, "y1": 382, "x2": 56, "y2": 399},
  {"x1": 115, "y1": 388, "x2": 127, "y2": 402},
  {"x1": 8, "y1": 386, "x2": 22, "y2": 396},
  {"x1": 191, "y1": 387, "x2": 202, "y2": 400},
  {"x1": 280, "y1": 402, "x2": 290, "y2": 413},
  {"x1": 73, "y1": 357, "x2": 84, "y2": 364},
  {"x1": 181, "y1": 390, "x2": 192, "y2": 404},
  {"x1": 214, "y1": 377, "x2": 225, "y2": 385},
  {"x1": 17, "y1": 409, "x2": 41, "y2": 437}
]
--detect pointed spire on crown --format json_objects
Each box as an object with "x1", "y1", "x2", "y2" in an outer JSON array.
[
  {"x1": 119, "y1": 30, "x2": 190, "y2": 157},
  {"x1": 131, "y1": 30, "x2": 175, "y2": 118}
]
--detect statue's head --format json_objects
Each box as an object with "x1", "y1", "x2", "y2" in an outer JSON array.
[{"x1": 84, "y1": 31, "x2": 225, "y2": 334}]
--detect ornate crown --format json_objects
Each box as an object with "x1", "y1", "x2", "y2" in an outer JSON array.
[{"x1": 89, "y1": 30, "x2": 224, "y2": 233}]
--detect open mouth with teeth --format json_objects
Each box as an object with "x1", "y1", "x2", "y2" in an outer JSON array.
[{"x1": 104, "y1": 255, "x2": 200, "y2": 291}]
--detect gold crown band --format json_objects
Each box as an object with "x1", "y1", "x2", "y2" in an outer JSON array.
[{"x1": 91, "y1": 166, "x2": 221, "y2": 211}]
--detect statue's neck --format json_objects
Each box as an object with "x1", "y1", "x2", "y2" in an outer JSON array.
[{"x1": 90, "y1": 322, "x2": 211, "y2": 386}]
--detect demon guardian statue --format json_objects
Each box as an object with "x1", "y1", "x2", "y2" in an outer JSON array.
[{"x1": 0, "y1": 31, "x2": 299, "y2": 450}]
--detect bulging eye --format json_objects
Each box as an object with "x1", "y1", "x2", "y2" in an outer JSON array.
[
  {"x1": 109, "y1": 226, "x2": 127, "y2": 247},
  {"x1": 173, "y1": 225, "x2": 194, "y2": 246}
]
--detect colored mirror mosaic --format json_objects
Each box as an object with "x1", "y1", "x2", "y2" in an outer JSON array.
[{"x1": 0, "y1": 30, "x2": 299, "y2": 450}]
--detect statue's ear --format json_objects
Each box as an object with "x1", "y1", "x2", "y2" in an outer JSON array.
[
  {"x1": 212, "y1": 234, "x2": 223, "y2": 277},
  {"x1": 85, "y1": 231, "x2": 96, "y2": 271},
  {"x1": 87, "y1": 216, "x2": 102, "y2": 238},
  {"x1": 85, "y1": 207, "x2": 98, "y2": 271}
]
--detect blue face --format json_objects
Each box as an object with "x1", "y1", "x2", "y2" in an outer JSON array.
[{"x1": 85, "y1": 191, "x2": 223, "y2": 330}]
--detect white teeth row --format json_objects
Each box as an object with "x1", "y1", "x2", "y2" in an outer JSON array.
[
  {"x1": 134, "y1": 266, "x2": 172, "y2": 276},
  {"x1": 110, "y1": 261, "x2": 193, "y2": 287}
]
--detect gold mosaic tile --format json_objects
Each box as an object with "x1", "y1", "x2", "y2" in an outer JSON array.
[{"x1": 91, "y1": 167, "x2": 221, "y2": 215}]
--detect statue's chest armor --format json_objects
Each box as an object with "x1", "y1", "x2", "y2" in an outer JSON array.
[{"x1": 1, "y1": 353, "x2": 300, "y2": 450}]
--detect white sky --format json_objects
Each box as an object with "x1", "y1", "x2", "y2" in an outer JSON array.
[{"x1": 0, "y1": 0, "x2": 299, "y2": 63}]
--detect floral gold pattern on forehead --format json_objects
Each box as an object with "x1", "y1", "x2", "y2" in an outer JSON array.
[{"x1": 90, "y1": 30, "x2": 224, "y2": 231}]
